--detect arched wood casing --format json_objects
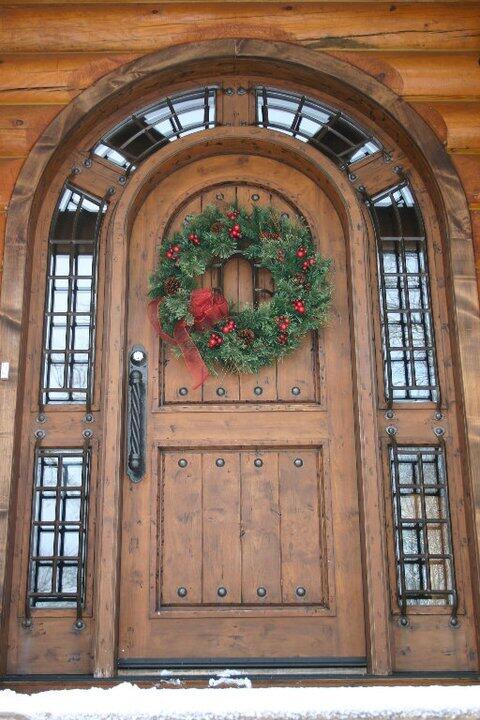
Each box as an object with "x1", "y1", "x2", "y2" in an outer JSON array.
[{"x1": 1, "y1": 40, "x2": 479, "y2": 680}]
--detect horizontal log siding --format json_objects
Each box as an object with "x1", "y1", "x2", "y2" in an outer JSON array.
[{"x1": 0, "y1": 2, "x2": 479, "y2": 291}]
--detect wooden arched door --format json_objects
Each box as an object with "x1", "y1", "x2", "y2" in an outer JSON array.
[{"x1": 118, "y1": 153, "x2": 367, "y2": 668}]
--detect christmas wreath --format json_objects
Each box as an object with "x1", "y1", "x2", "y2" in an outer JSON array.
[{"x1": 148, "y1": 204, "x2": 331, "y2": 387}]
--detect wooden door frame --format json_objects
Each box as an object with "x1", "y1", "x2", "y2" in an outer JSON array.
[
  {"x1": 106, "y1": 130, "x2": 389, "y2": 674},
  {"x1": 1, "y1": 39, "x2": 479, "y2": 679}
]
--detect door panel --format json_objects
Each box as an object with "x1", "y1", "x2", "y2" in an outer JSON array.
[
  {"x1": 158, "y1": 449, "x2": 327, "y2": 608},
  {"x1": 119, "y1": 154, "x2": 365, "y2": 664}
]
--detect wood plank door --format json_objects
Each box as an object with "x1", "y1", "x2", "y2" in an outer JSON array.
[{"x1": 118, "y1": 153, "x2": 366, "y2": 668}]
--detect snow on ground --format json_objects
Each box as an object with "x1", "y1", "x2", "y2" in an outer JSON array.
[{"x1": 0, "y1": 682, "x2": 480, "y2": 720}]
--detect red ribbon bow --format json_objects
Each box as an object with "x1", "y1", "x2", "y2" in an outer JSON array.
[{"x1": 148, "y1": 288, "x2": 229, "y2": 389}]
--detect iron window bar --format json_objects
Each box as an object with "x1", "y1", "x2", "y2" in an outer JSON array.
[
  {"x1": 365, "y1": 182, "x2": 441, "y2": 408},
  {"x1": 38, "y1": 185, "x2": 106, "y2": 411},
  {"x1": 388, "y1": 438, "x2": 458, "y2": 626},
  {"x1": 24, "y1": 445, "x2": 91, "y2": 626},
  {"x1": 93, "y1": 86, "x2": 218, "y2": 171},
  {"x1": 255, "y1": 86, "x2": 382, "y2": 167}
]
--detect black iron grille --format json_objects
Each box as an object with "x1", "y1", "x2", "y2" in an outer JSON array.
[
  {"x1": 368, "y1": 183, "x2": 439, "y2": 404},
  {"x1": 255, "y1": 86, "x2": 381, "y2": 166},
  {"x1": 93, "y1": 86, "x2": 218, "y2": 170},
  {"x1": 41, "y1": 185, "x2": 105, "y2": 406},
  {"x1": 389, "y1": 444, "x2": 457, "y2": 613},
  {"x1": 27, "y1": 448, "x2": 90, "y2": 609}
]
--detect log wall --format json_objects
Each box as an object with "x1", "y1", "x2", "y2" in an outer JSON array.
[{"x1": 0, "y1": 1, "x2": 479, "y2": 290}]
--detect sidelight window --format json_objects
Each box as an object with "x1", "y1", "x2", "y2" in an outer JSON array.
[
  {"x1": 27, "y1": 448, "x2": 90, "y2": 609},
  {"x1": 40, "y1": 185, "x2": 105, "y2": 407},
  {"x1": 368, "y1": 183, "x2": 439, "y2": 404},
  {"x1": 389, "y1": 444, "x2": 457, "y2": 615},
  {"x1": 255, "y1": 86, "x2": 381, "y2": 166},
  {"x1": 93, "y1": 86, "x2": 218, "y2": 170}
]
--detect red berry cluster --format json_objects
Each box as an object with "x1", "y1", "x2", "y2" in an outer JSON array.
[
  {"x1": 276, "y1": 315, "x2": 290, "y2": 332},
  {"x1": 293, "y1": 299, "x2": 306, "y2": 314},
  {"x1": 222, "y1": 318, "x2": 237, "y2": 334},
  {"x1": 208, "y1": 332, "x2": 223, "y2": 349},
  {"x1": 276, "y1": 315, "x2": 290, "y2": 345},
  {"x1": 188, "y1": 232, "x2": 200, "y2": 246},
  {"x1": 166, "y1": 243, "x2": 181, "y2": 260},
  {"x1": 302, "y1": 257, "x2": 316, "y2": 271},
  {"x1": 296, "y1": 245, "x2": 316, "y2": 271},
  {"x1": 229, "y1": 223, "x2": 241, "y2": 240},
  {"x1": 226, "y1": 210, "x2": 239, "y2": 221}
]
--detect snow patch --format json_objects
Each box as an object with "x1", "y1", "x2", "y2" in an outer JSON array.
[
  {"x1": 0, "y1": 682, "x2": 480, "y2": 720},
  {"x1": 208, "y1": 676, "x2": 252, "y2": 689}
]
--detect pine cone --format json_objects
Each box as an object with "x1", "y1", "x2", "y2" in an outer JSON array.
[
  {"x1": 211, "y1": 222, "x2": 223, "y2": 234},
  {"x1": 164, "y1": 276, "x2": 181, "y2": 295},
  {"x1": 238, "y1": 328, "x2": 255, "y2": 347},
  {"x1": 293, "y1": 273, "x2": 312, "y2": 290},
  {"x1": 277, "y1": 249, "x2": 286, "y2": 262}
]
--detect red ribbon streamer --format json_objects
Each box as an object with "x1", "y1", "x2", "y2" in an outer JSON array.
[{"x1": 148, "y1": 289, "x2": 228, "y2": 389}]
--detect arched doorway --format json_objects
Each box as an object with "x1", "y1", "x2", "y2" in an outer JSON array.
[{"x1": 2, "y1": 41, "x2": 479, "y2": 679}]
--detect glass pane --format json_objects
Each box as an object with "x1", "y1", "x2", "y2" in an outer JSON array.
[
  {"x1": 35, "y1": 492, "x2": 56, "y2": 523},
  {"x1": 32, "y1": 564, "x2": 53, "y2": 594},
  {"x1": 62, "y1": 456, "x2": 83, "y2": 487}
]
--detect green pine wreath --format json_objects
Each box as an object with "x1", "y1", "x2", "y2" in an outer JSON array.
[{"x1": 149, "y1": 204, "x2": 332, "y2": 375}]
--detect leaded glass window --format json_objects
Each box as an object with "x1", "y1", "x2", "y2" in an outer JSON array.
[
  {"x1": 41, "y1": 185, "x2": 105, "y2": 406},
  {"x1": 27, "y1": 448, "x2": 90, "y2": 609},
  {"x1": 255, "y1": 86, "x2": 381, "y2": 166},
  {"x1": 368, "y1": 183, "x2": 439, "y2": 404},
  {"x1": 389, "y1": 444, "x2": 457, "y2": 613},
  {"x1": 93, "y1": 86, "x2": 218, "y2": 171}
]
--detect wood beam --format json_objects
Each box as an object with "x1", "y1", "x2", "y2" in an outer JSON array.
[{"x1": 0, "y1": 4, "x2": 478, "y2": 53}]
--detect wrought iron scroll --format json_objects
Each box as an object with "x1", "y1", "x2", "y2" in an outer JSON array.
[{"x1": 126, "y1": 346, "x2": 147, "y2": 483}]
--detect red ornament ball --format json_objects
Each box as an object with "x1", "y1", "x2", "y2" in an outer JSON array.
[
  {"x1": 188, "y1": 232, "x2": 200, "y2": 246},
  {"x1": 296, "y1": 246, "x2": 307, "y2": 258},
  {"x1": 278, "y1": 333, "x2": 289, "y2": 345},
  {"x1": 208, "y1": 332, "x2": 224, "y2": 349},
  {"x1": 226, "y1": 210, "x2": 239, "y2": 221}
]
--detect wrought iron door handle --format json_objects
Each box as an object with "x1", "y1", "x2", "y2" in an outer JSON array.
[{"x1": 126, "y1": 346, "x2": 147, "y2": 482}]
